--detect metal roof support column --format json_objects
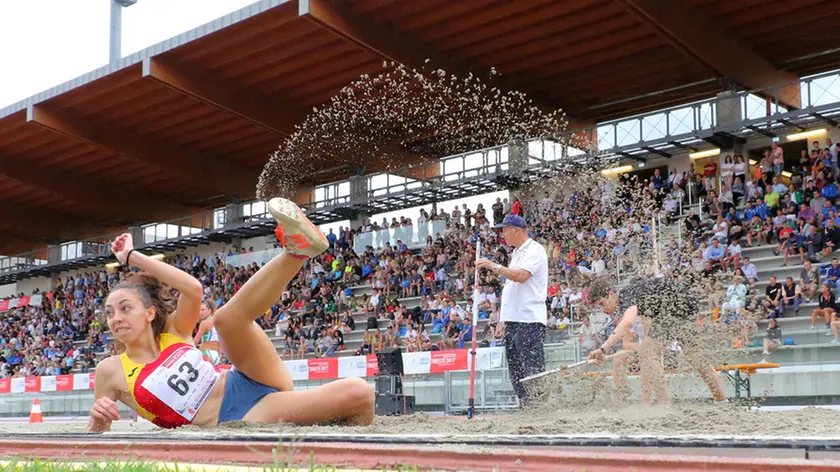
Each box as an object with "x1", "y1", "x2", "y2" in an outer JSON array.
[
  {"x1": 129, "y1": 226, "x2": 145, "y2": 249},
  {"x1": 508, "y1": 139, "x2": 529, "y2": 203},
  {"x1": 225, "y1": 203, "x2": 243, "y2": 228},
  {"x1": 509, "y1": 140, "x2": 529, "y2": 177},
  {"x1": 47, "y1": 245, "x2": 61, "y2": 265},
  {"x1": 349, "y1": 174, "x2": 370, "y2": 230},
  {"x1": 716, "y1": 91, "x2": 745, "y2": 155}
]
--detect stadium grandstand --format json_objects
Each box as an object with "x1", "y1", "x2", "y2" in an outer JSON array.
[{"x1": 2, "y1": 0, "x2": 840, "y2": 461}]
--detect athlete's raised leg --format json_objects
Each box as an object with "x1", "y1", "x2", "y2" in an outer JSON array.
[{"x1": 214, "y1": 198, "x2": 328, "y2": 391}]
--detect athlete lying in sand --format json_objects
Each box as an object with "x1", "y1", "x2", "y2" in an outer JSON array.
[
  {"x1": 87, "y1": 198, "x2": 374, "y2": 431},
  {"x1": 587, "y1": 276, "x2": 726, "y2": 405}
]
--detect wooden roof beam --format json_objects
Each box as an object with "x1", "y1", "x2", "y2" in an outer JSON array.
[
  {"x1": 0, "y1": 147, "x2": 196, "y2": 222},
  {"x1": 615, "y1": 0, "x2": 801, "y2": 110},
  {"x1": 143, "y1": 58, "x2": 430, "y2": 178},
  {"x1": 300, "y1": 0, "x2": 467, "y2": 77},
  {"x1": 0, "y1": 233, "x2": 47, "y2": 258},
  {"x1": 298, "y1": 0, "x2": 589, "y2": 129},
  {"x1": 27, "y1": 104, "x2": 257, "y2": 199},
  {"x1": 0, "y1": 202, "x2": 101, "y2": 243},
  {"x1": 142, "y1": 57, "x2": 304, "y2": 136}
]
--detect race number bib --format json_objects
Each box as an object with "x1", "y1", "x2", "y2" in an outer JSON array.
[{"x1": 140, "y1": 345, "x2": 219, "y2": 422}]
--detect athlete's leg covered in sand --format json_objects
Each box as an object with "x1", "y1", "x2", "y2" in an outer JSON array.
[
  {"x1": 637, "y1": 339, "x2": 669, "y2": 405},
  {"x1": 682, "y1": 342, "x2": 727, "y2": 401},
  {"x1": 214, "y1": 198, "x2": 374, "y2": 426},
  {"x1": 612, "y1": 351, "x2": 632, "y2": 404}
]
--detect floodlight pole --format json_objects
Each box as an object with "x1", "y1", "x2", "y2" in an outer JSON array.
[{"x1": 110, "y1": 0, "x2": 138, "y2": 63}]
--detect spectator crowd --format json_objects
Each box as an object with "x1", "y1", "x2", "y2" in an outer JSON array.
[{"x1": 2, "y1": 135, "x2": 839, "y2": 377}]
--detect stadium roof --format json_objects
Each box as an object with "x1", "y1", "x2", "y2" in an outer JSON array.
[{"x1": 0, "y1": 0, "x2": 839, "y2": 255}]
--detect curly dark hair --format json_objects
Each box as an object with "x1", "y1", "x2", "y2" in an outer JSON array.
[
  {"x1": 587, "y1": 276, "x2": 616, "y2": 302},
  {"x1": 111, "y1": 273, "x2": 176, "y2": 338}
]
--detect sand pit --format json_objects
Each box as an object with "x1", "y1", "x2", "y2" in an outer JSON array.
[
  {"x1": 7, "y1": 404, "x2": 837, "y2": 439},
  {"x1": 211, "y1": 404, "x2": 840, "y2": 438}
]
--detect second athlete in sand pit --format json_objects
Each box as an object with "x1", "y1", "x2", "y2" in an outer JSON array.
[
  {"x1": 87, "y1": 198, "x2": 374, "y2": 431},
  {"x1": 586, "y1": 277, "x2": 726, "y2": 404}
]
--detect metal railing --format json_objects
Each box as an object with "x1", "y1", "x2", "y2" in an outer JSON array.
[{"x1": 589, "y1": 69, "x2": 840, "y2": 154}]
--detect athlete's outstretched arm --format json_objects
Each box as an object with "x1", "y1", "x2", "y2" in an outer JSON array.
[
  {"x1": 193, "y1": 319, "x2": 211, "y2": 345},
  {"x1": 86, "y1": 359, "x2": 121, "y2": 432},
  {"x1": 112, "y1": 233, "x2": 203, "y2": 338}
]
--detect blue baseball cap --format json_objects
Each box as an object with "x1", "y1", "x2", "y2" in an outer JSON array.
[{"x1": 495, "y1": 214, "x2": 526, "y2": 229}]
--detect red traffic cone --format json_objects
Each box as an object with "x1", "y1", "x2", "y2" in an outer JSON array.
[{"x1": 29, "y1": 398, "x2": 43, "y2": 423}]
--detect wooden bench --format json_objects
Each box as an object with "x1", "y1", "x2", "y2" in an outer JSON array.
[{"x1": 714, "y1": 362, "x2": 780, "y2": 398}]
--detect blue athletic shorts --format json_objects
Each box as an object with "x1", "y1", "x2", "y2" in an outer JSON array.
[{"x1": 218, "y1": 367, "x2": 278, "y2": 423}]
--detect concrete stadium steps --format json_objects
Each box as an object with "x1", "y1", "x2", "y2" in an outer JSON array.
[
  {"x1": 750, "y1": 255, "x2": 812, "y2": 271},
  {"x1": 750, "y1": 301, "x2": 817, "y2": 316},
  {"x1": 754, "y1": 263, "x2": 809, "y2": 282},
  {"x1": 348, "y1": 284, "x2": 371, "y2": 296},
  {"x1": 752, "y1": 327, "x2": 839, "y2": 346},
  {"x1": 740, "y1": 243, "x2": 780, "y2": 260},
  {"x1": 759, "y1": 315, "x2": 826, "y2": 331},
  {"x1": 745, "y1": 342, "x2": 840, "y2": 365}
]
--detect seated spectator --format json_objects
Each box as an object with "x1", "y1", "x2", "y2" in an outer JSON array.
[
  {"x1": 781, "y1": 277, "x2": 803, "y2": 316},
  {"x1": 830, "y1": 310, "x2": 840, "y2": 345},
  {"x1": 825, "y1": 258, "x2": 840, "y2": 292},
  {"x1": 812, "y1": 283, "x2": 835, "y2": 330},
  {"x1": 367, "y1": 288, "x2": 382, "y2": 316},
  {"x1": 800, "y1": 260, "x2": 820, "y2": 302},
  {"x1": 384, "y1": 326, "x2": 400, "y2": 348},
  {"x1": 763, "y1": 215, "x2": 777, "y2": 244},
  {"x1": 704, "y1": 238, "x2": 725, "y2": 270},
  {"x1": 324, "y1": 329, "x2": 345, "y2": 356},
  {"x1": 359, "y1": 329, "x2": 374, "y2": 355},
  {"x1": 798, "y1": 203, "x2": 816, "y2": 223},
  {"x1": 763, "y1": 276, "x2": 783, "y2": 318},
  {"x1": 340, "y1": 311, "x2": 356, "y2": 333},
  {"x1": 723, "y1": 239, "x2": 742, "y2": 271},
  {"x1": 438, "y1": 319, "x2": 460, "y2": 350},
  {"x1": 722, "y1": 276, "x2": 747, "y2": 316},
  {"x1": 825, "y1": 219, "x2": 840, "y2": 256},
  {"x1": 764, "y1": 185, "x2": 781, "y2": 214},
  {"x1": 316, "y1": 332, "x2": 332, "y2": 358},
  {"x1": 711, "y1": 215, "x2": 728, "y2": 243},
  {"x1": 745, "y1": 215, "x2": 767, "y2": 247},
  {"x1": 282, "y1": 332, "x2": 297, "y2": 360},
  {"x1": 578, "y1": 316, "x2": 599, "y2": 355},
  {"x1": 373, "y1": 328, "x2": 385, "y2": 352},
  {"x1": 297, "y1": 334, "x2": 316, "y2": 359},
  {"x1": 774, "y1": 221, "x2": 798, "y2": 266},
  {"x1": 761, "y1": 318, "x2": 782, "y2": 363},
  {"x1": 731, "y1": 177, "x2": 744, "y2": 206},
  {"x1": 457, "y1": 315, "x2": 473, "y2": 349}
]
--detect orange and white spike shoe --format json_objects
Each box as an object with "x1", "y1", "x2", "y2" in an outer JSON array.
[{"x1": 268, "y1": 197, "x2": 328, "y2": 259}]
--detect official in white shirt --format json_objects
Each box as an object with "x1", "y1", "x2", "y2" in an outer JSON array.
[{"x1": 476, "y1": 214, "x2": 548, "y2": 404}]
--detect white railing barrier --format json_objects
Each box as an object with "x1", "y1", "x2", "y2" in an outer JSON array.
[{"x1": 353, "y1": 221, "x2": 448, "y2": 254}]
